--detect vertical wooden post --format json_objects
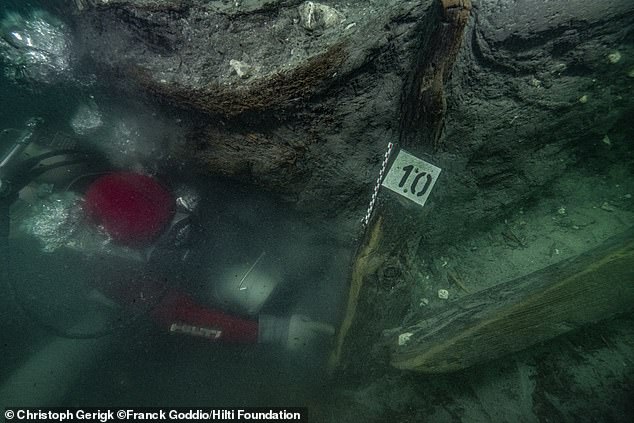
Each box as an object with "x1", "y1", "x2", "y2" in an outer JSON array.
[{"x1": 400, "y1": 0, "x2": 472, "y2": 148}]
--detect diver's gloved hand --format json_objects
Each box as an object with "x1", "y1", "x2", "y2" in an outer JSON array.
[{"x1": 259, "y1": 314, "x2": 335, "y2": 351}]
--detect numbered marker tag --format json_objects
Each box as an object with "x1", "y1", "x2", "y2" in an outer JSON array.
[{"x1": 381, "y1": 149, "x2": 441, "y2": 208}]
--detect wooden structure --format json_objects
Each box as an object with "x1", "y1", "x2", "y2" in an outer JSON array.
[
  {"x1": 329, "y1": 0, "x2": 634, "y2": 374},
  {"x1": 390, "y1": 226, "x2": 634, "y2": 372}
]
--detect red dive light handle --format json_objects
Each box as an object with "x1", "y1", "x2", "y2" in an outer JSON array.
[{"x1": 150, "y1": 291, "x2": 259, "y2": 344}]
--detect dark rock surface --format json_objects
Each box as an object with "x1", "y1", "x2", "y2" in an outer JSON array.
[
  {"x1": 424, "y1": 0, "x2": 634, "y2": 248},
  {"x1": 71, "y1": 0, "x2": 431, "y2": 235},
  {"x1": 71, "y1": 0, "x2": 634, "y2": 245}
]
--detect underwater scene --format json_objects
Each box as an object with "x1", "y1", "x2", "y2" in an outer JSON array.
[{"x1": 0, "y1": 1, "x2": 633, "y2": 422}]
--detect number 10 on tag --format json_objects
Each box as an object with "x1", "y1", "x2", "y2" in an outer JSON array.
[{"x1": 381, "y1": 149, "x2": 441, "y2": 208}]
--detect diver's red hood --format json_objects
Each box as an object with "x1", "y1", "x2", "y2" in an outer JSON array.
[{"x1": 84, "y1": 172, "x2": 175, "y2": 247}]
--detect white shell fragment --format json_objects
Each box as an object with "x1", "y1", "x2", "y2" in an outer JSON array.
[
  {"x1": 607, "y1": 51, "x2": 621, "y2": 64},
  {"x1": 298, "y1": 2, "x2": 345, "y2": 31},
  {"x1": 229, "y1": 59, "x2": 254, "y2": 79},
  {"x1": 600, "y1": 201, "x2": 616, "y2": 212},
  {"x1": 398, "y1": 332, "x2": 413, "y2": 346},
  {"x1": 438, "y1": 289, "x2": 449, "y2": 300}
]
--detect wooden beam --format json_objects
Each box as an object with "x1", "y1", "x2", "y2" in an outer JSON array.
[
  {"x1": 390, "y1": 226, "x2": 634, "y2": 373},
  {"x1": 328, "y1": 216, "x2": 384, "y2": 372},
  {"x1": 400, "y1": 0, "x2": 472, "y2": 148}
]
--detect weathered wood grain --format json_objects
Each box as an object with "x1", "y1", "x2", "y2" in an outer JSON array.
[{"x1": 390, "y1": 227, "x2": 634, "y2": 373}]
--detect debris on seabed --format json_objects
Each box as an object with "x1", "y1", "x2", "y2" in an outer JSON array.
[
  {"x1": 298, "y1": 2, "x2": 345, "y2": 31},
  {"x1": 600, "y1": 201, "x2": 616, "y2": 212},
  {"x1": 398, "y1": 332, "x2": 413, "y2": 346},
  {"x1": 229, "y1": 59, "x2": 254, "y2": 79},
  {"x1": 607, "y1": 51, "x2": 621, "y2": 64}
]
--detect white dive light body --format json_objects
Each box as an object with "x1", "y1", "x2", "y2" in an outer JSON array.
[{"x1": 211, "y1": 252, "x2": 281, "y2": 316}]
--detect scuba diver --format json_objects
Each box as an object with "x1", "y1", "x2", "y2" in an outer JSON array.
[
  {"x1": 0, "y1": 8, "x2": 336, "y2": 407},
  {"x1": 0, "y1": 118, "x2": 335, "y2": 352}
]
